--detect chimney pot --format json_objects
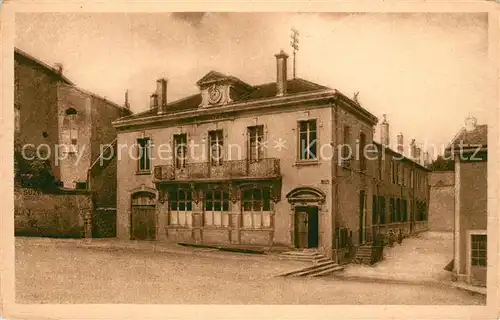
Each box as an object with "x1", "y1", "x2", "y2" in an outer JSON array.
[
  {"x1": 397, "y1": 132, "x2": 404, "y2": 154},
  {"x1": 156, "y1": 78, "x2": 168, "y2": 114},
  {"x1": 275, "y1": 49, "x2": 289, "y2": 97},
  {"x1": 150, "y1": 93, "x2": 158, "y2": 110},
  {"x1": 54, "y1": 63, "x2": 63, "y2": 74},
  {"x1": 380, "y1": 114, "x2": 390, "y2": 146}
]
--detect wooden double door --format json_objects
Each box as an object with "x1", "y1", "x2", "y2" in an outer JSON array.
[
  {"x1": 294, "y1": 206, "x2": 319, "y2": 249},
  {"x1": 131, "y1": 205, "x2": 156, "y2": 240}
]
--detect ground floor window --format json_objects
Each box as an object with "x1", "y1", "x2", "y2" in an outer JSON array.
[
  {"x1": 378, "y1": 196, "x2": 386, "y2": 224},
  {"x1": 242, "y1": 187, "x2": 271, "y2": 228},
  {"x1": 168, "y1": 189, "x2": 193, "y2": 227},
  {"x1": 471, "y1": 234, "x2": 487, "y2": 267},
  {"x1": 204, "y1": 190, "x2": 230, "y2": 226}
]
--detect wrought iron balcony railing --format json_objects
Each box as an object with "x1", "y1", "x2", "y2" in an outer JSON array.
[{"x1": 154, "y1": 158, "x2": 281, "y2": 182}]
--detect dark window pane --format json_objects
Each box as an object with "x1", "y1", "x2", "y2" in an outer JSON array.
[
  {"x1": 309, "y1": 120, "x2": 316, "y2": 131},
  {"x1": 243, "y1": 201, "x2": 251, "y2": 211},
  {"x1": 252, "y1": 200, "x2": 262, "y2": 211},
  {"x1": 222, "y1": 200, "x2": 229, "y2": 211},
  {"x1": 299, "y1": 122, "x2": 307, "y2": 132},
  {"x1": 170, "y1": 201, "x2": 177, "y2": 211},
  {"x1": 252, "y1": 188, "x2": 262, "y2": 200},
  {"x1": 214, "y1": 201, "x2": 221, "y2": 211},
  {"x1": 223, "y1": 192, "x2": 229, "y2": 201},
  {"x1": 243, "y1": 190, "x2": 252, "y2": 200},
  {"x1": 205, "y1": 200, "x2": 212, "y2": 211},
  {"x1": 178, "y1": 201, "x2": 186, "y2": 211},
  {"x1": 187, "y1": 201, "x2": 192, "y2": 211}
]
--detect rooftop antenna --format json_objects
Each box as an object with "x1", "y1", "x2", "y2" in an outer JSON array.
[{"x1": 290, "y1": 27, "x2": 299, "y2": 79}]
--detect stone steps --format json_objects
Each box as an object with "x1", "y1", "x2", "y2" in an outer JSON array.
[{"x1": 276, "y1": 261, "x2": 344, "y2": 277}]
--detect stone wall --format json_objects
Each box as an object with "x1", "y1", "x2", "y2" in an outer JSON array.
[{"x1": 14, "y1": 188, "x2": 93, "y2": 238}]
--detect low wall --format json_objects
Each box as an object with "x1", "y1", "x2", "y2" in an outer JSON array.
[{"x1": 15, "y1": 188, "x2": 93, "y2": 238}]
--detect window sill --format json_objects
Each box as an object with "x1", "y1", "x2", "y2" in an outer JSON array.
[
  {"x1": 294, "y1": 160, "x2": 320, "y2": 167},
  {"x1": 136, "y1": 171, "x2": 151, "y2": 176}
]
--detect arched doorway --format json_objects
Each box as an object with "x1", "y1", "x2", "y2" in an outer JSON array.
[
  {"x1": 130, "y1": 190, "x2": 157, "y2": 240},
  {"x1": 286, "y1": 187, "x2": 326, "y2": 249}
]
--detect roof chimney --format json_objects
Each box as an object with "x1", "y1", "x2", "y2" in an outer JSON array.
[
  {"x1": 397, "y1": 132, "x2": 404, "y2": 154},
  {"x1": 410, "y1": 139, "x2": 416, "y2": 160},
  {"x1": 465, "y1": 114, "x2": 477, "y2": 132},
  {"x1": 156, "y1": 78, "x2": 168, "y2": 115},
  {"x1": 54, "y1": 63, "x2": 63, "y2": 74},
  {"x1": 380, "y1": 114, "x2": 390, "y2": 146},
  {"x1": 150, "y1": 93, "x2": 158, "y2": 110},
  {"x1": 275, "y1": 49, "x2": 289, "y2": 97},
  {"x1": 124, "y1": 90, "x2": 130, "y2": 109}
]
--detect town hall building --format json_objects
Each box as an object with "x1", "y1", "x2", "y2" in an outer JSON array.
[{"x1": 113, "y1": 50, "x2": 429, "y2": 262}]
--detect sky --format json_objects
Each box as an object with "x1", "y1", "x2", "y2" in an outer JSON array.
[{"x1": 15, "y1": 12, "x2": 495, "y2": 158}]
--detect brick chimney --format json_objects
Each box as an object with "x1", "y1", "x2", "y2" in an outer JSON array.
[
  {"x1": 156, "y1": 78, "x2": 168, "y2": 114},
  {"x1": 397, "y1": 132, "x2": 404, "y2": 154},
  {"x1": 150, "y1": 93, "x2": 158, "y2": 110},
  {"x1": 380, "y1": 114, "x2": 390, "y2": 146},
  {"x1": 275, "y1": 49, "x2": 289, "y2": 97}
]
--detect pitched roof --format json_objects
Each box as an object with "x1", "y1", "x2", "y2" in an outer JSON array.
[
  {"x1": 119, "y1": 77, "x2": 329, "y2": 122},
  {"x1": 14, "y1": 47, "x2": 74, "y2": 85},
  {"x1": 449, "y1": 124, "x2": 487, "y2": 148}
]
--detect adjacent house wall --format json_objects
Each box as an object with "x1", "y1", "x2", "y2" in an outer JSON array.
[{"x1": 428, "y1": 171, "x2": 455, "y2": 232}]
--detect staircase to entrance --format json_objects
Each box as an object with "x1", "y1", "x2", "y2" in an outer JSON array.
[{"x1": 276, "y1": 249, "x2": 344, "y2": 277}]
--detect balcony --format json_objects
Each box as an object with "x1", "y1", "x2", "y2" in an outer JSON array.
[{"x1": 154, "y1": 158, "x2": 281, "y2": 182}]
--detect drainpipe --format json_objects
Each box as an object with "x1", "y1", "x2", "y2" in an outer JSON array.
[{"x1": 331, "y1": 97, "x2": 339, "y2": 263}]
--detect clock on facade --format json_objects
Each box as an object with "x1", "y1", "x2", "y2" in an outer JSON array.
[{"x1": 208, "y1": 84, "x2": 223, "y2": 104}]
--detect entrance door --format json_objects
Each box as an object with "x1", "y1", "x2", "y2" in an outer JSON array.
[
  {"x1": 294, "y1": 207, "x2": 319, "y2": 249},
  {"x1": 130, "y1": 192, "x2": 157, "y2": 240},
  {"x1": 359, "y1": 191, "x2": 365, "y2": 243},
  {"x1": 131, "y1": 206, "x2": 156, "y2": 240}
]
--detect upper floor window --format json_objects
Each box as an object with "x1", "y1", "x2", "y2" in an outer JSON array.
[
  {"x1": 248, "y1": 125, "x2": 264, "y2": 162},
  {"x1": 342, "y1": 125, "x2": 351, "y2": 159},
  {"x1": 410, "y1": 170, "x2": 414, "y2": 188},
  {"x1": 298, "y1": 119, "x2": 317, "y2": 160},
  {"x1": 391, "y1": 161, "x2": 395, "y2": 184},
  {"x1": 173, "y1": 134, "x2": 188, "y2": 169},
  {"x1": 359, "y1": 132, "x2": 367, "y2": 171},
  {"x1": 137, "y1": 138, "x2": 151, "y2": 172},
  {"x1": 208, "y1": 130, "x2": 224, "y2": 166},
  {"x1": 65, "y1": 108, "x2": 78, "y2": 152}
]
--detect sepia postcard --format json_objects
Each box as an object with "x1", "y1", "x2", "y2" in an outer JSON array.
[{"x1": 1, "y1": 1, "x2": 499, "y2": 319}]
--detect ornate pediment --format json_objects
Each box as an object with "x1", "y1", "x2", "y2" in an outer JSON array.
[{"x1": 196, "y1": 70, "x2": 253, "y2": 108}]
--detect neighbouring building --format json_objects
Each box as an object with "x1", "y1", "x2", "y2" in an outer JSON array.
[
  {"x1": 113, "y1": 49, "x2": 430, "y2": 261},
  {"x1": 428, "y1": 170, "x2": 455, "y2": 233},
  {"x1": 448, "y1": 116, "x2": 487, "y2": 287},
  {"x1": 14, "y1": 48, "x2": 133, "y2": 236}
]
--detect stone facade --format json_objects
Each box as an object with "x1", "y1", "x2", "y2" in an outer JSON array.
[
  {"x1": 428, "y1": 171, "x2": 455, "y2": 232},
  {"x1": 14, "y1": 48, "x2": 132, "y2": 209},
  {"x1": 113, "y1": 51, "x2": 430, "y2": 261}
]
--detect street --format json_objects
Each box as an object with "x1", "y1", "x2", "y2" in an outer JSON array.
[{"x1": 15, "y1": 238, "x2": 485, "y2": 305}]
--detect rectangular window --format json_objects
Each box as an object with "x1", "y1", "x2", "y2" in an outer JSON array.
[
  {"x1": 242, "y1": 187, "x2": 272, "y2": 229},
  {"x1": 137, "y1": 138, "x2": 151, "y2": 172},
  {"x1": 402, "y1": 199, "x2": 407, "y2": 222},
  {"x1": 379, "y1": 196, "x2": 386, "y2": 224},
  {"x1": 389, "y1": 198, "x2": 395, "y2": 223},
  {"x1": 204, "y1": 190, "x2": 229, "y2": 227},
  {"x1": 378, "y1": 155, "x2": 383, "y2": 180},
  {"x1": 471, "y1": 234, "x2": 487, "y2": 267},
  {"x1": 248, "y1": 125, "x2": 264, "y2": 162},
  {"x1": 168, "y1": 189, "x2": 193, "y2": 227},
  {"x1": 208, "y1": 130, "x2": 224, "y2": 166},
  {"x1": 391, "y1": 161, "x2": 395, "y2": 184},
  {"x1": 298, "y1": 120, "x2": 317, "y2": 160},
  {"x1": 396, "y1": 198, "x2": 401, "y2": 221},
  {"x1": 174, "y1": 134, "x2": 188, "y2": 169},
  {"x1": 342, "y1": 125, "x2": 351, "y2": 159},
  {"x1": 410, "y1": 170, "x2": 414, "y2": 188},
  {"x1": 359, "y1": 132, "x2": 367, "y2": 171},
  {"x1": 372, "y1": 195, "x2": 378, "y2": 225}
]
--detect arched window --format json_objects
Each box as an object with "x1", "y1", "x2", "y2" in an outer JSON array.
[
  {"x1": 169, "y1": 188, "x2": 193, "y2": 227},
  {"x1": 64, "y1": 107, "x2": 78, "y2": 153},
  {"x1": 242, "y1": 186, "x2": 271, "y2": 229},
  {"x1": 204, "y1": 189, "x2": 229, "y2": 226}
]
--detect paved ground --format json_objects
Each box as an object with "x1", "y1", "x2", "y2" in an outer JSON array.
[
  {"x1": 15, "y1": 237, "x2": 485, "y2": 305},
  {"x1": 340, "y1": 231, "x2": 454, "y2": 283}
]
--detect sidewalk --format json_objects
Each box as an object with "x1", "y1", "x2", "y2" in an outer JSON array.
[{"x1": 332, "y1": 232, "x2": 486, "y2": 296}]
